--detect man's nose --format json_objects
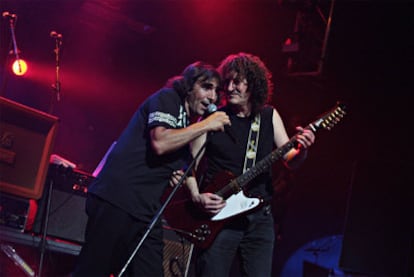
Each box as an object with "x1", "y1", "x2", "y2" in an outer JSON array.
[
  {"x1": 227, "y1": 80, "x2": 235, "y2": 91},
  {"x1": 207, "y1": 89, "x2": 217, "y2": 102}
]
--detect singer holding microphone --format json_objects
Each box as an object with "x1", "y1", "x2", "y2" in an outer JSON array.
[
  {"x1": 171, "y1": 52, "x2": 316, "y2": 276},
  {"x1": 73, "y1": 61, "x2": 229, "y2": 277}
]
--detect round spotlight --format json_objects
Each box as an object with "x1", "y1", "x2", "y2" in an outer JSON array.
[{"x1": 12, "y1": 59, "x2": 28, "y2": 76}]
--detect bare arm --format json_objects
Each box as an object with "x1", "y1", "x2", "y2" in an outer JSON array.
[
  {"x1": 188, "y1": 133, "x2": 226, "y2": 214},
  {"x1": 150, "y1": 111, "x2": 229, "y2": 155},
  {"x1": 272, "y1": 108, "x2": 315, "y2": 169},
  {"x1": 170, "y1": 132, "x2": 226, "y2": 215},
  {"x1": 186, "y1": 175, "x2": 225, "y2": 215}
]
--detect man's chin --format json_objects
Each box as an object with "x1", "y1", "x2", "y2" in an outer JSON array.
[
  {"x1": 197, "y1": 108, "x2": 207, "y2": 117},
  {"x1": 227, "y1": 97, "x2": 238, "y2": 104}
]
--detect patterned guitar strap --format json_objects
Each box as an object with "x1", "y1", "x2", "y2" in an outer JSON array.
[{"x1": 242, "y1": 113, "x2": 261, "y2": 173}]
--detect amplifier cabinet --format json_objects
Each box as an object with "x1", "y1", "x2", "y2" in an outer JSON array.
[
  {"x1": 33, "y1": 164, "x2": 94, "y2": 244},
  {"x1": 0, "y1": 96, "x2": 59, "y2": 200}
]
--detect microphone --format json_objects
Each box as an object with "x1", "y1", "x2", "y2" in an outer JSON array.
[
  {"x1": 50, "y1": 30, "x2": 63, "y2": 39},
  {"x1": 2, "y1": 11, "x2": 17, "y2": 19},
  {"x1": 206, "y1": 103, "x2": 218, "y2": 115},
  {"x1": 205, "y1": 103, "x2": 237, "y2": 143}
]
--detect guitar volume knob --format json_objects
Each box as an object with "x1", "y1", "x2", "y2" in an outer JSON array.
[{"x1": 201, "y1": 224, "x2": 208, "y2": 229}]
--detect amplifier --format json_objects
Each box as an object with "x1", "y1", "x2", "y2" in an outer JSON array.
[
  {"x1": 33, "y1": 164, "x2": 95, "y2": 244},
  {"x1": 46, "y1": 164, "x2": 94, "y2": 195},
  {"x1": 0, "y1": 193, "x2": 36, "y2": 232}
]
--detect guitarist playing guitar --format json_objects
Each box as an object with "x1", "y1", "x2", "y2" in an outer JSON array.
[{"x1": 167, "y1": 53, "x2": 317, "y2": 277}]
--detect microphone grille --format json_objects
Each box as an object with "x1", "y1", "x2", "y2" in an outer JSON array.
[{"x1": 207, "y1": 103, "x2": 217, "y2": 114}]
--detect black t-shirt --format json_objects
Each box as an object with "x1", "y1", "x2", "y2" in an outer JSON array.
[
  {"x1": 88, "y1": 88, "x2": 191, "y2": 221},
  {"x1": 201, "y1": 105, "x2": 275, "y2": 199}
]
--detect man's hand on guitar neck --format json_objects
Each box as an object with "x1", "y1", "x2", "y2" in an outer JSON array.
[
  {"x1": 294, "y1": 126, "x2": 315, "y2": 149},
  {"x1": 283, "y1": 126, "x2": 315, "y2": 169}
]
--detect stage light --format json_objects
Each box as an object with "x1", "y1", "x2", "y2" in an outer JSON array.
[
  {"x1": 282, "y1": 35, "x2": 299, "y2": 53},
  {"x1": 11, "y1": 59, "x2": 28, "y2": 76}
]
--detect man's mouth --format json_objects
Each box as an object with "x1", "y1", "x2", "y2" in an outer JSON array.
[
  {"x1": 228, "y1": 90, "x2": 240, "y2": 96},
  {"x1": 201, "y1": 101, "x2": 210, "y2": 108}
]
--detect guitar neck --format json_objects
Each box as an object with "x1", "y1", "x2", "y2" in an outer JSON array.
[
  {"x1": 237, "y1": 139, "x2": 296, "y2": 187},
  {"x1": 215, "y1": 102, "x2": 346, "y2": 198},
  {"x1": 216, "y1": 139, "x2": 296, "y2": 198}
]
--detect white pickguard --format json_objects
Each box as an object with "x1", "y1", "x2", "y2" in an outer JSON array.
[{"x1": 211, "y1": 191, "x2": 261, "y2": 221}]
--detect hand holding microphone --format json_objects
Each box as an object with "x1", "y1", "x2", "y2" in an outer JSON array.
[{"x1": 204, "y1": 104, "x2": 237, "y2": 143}]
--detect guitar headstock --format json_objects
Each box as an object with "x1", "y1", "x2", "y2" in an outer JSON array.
[{"x1": 309, "y1": 102, "x2": 346, "y2": 132}]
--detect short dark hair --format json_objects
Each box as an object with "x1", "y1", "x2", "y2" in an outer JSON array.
[{"x1": 218, "y1": 52, "x2": 273, "y2": 116}]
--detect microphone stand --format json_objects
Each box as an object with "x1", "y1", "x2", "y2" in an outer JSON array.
[
  {"x1": 49, "y1": 32, "x2": 62, "y2": 114},
  {"x1": 118, "y1": 138, "x2": 208, "y2": 277},
  {"x1": 1, "y1": 13, "x2": 18, "y2": 95},
  {"x1": 37, "y1": 179, "x2": 54, "y2": 277},
  {"x1": 7, "y1": 14, "x2": 21, "y2": 69}
]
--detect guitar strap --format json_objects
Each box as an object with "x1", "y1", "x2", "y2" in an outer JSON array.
[{"x1": 242, "y1": 113, "x2": 261, "y2": 173}]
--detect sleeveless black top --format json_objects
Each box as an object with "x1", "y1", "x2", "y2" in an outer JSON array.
[{"x1": 201, "y1": 105, "x2": 275, "y2": 200}]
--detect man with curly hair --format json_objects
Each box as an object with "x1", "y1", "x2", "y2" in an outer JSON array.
[
  {"x1": 184, "y1": 53, "x2": 316, "y2": 276},
  {"x1": 73, "y1": 62, "x2": 230, "y2": 277}
]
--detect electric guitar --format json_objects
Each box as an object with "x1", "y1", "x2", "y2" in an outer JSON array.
[{"x1": 162, "y1": 102, "x2": 346, "y2": 249}]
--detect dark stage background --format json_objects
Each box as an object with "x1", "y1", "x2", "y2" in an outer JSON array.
[{"x1": 1, "y1": 0, "x2": 413, "y2": 276}]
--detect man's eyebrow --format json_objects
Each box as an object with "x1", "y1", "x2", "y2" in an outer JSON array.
[{"x1": 201, "y1": 82, "x2": 215, "y2": 89}]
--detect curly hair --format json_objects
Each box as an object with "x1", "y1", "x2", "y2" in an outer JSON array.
[
  {"x1": 166, "y1": 61, "x2": 221, "y2": 103},
  {"x1": 217, "y1": 52, "x2": 273, "y2": 116}
]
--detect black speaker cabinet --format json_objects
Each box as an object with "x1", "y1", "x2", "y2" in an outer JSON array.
[
  {"x1": 0, "y1": 97, "x2": 59, "y2": 200},
  {"x1": 37, "y1": 189, "x2": 88, "y2": 244},
  {"x1": 339, "y1": 159, "x2": 414, "y2": 276},
  {"x1": 33, "y1": 165, "x2": 94, "y2": 244}
]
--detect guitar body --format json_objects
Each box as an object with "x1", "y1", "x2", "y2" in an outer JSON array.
[{"x1": 163, "y1": 170, "x2": 263, "y2": 249}]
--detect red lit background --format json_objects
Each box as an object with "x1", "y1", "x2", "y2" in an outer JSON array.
[{"x1": 0, "y1": 0, "x2": 412, "y2": 276}]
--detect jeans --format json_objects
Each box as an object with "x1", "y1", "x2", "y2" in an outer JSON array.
[{"x1": 195, "y1": 205, "x2": 275, "y2": 277}]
